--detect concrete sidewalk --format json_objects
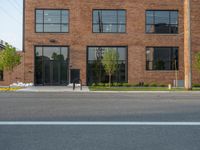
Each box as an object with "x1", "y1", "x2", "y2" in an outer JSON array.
[{"x1": 17, "y1": 86, "x2": 89, "y2": 92}]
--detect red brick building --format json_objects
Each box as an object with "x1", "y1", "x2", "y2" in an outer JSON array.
[{"x1": 1, "y1": 0, "x2": 200, "y2": 86}]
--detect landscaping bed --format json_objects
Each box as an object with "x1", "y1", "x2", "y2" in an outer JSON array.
[
  {"x1": 89, "y1": 83, "x2": 200, "y2": 91},
  {"x1": 89, "y1": 86, "x2": 185, "y2": 91}
]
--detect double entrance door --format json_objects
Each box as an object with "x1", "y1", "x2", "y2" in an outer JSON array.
[
  {"x1": 43, "y1": 60, "x2": 68, "y2": 85},
  {"x1": 35, "y1": 46, "x2": 69, "y2": 86}
]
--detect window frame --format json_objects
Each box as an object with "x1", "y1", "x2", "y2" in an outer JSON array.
[
  {"x1": 145, "y1": 10, "x2": 179, "y2": 34},
  {"x1": 35, "y1": 9, "x2": 70, "y2": 33},
  {"x1": 92, "y1": 9, "x2": 127, "y2": 33},
  {"x1": 86, "y1": 46, "x2": 128, "y2": 85},
  {"x1": 146, "y1": 46, "x2": 179, "y2": 71},
  {"x1": 34, "y1": 45, "x2": 70, "y2": 85}
]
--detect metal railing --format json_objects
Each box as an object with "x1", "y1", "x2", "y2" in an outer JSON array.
[{"x1": 73, "y1": 79, "x2": 82, "y2": 91}]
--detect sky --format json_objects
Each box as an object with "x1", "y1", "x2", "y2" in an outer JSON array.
[{"x1": 0, "y1": 0, "x2": 23, "y2": 50}]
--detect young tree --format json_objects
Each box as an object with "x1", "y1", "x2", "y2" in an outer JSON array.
[
  {"x1": 195, "y1": 52, "x2": 200, "y2": 73},
  {"x1": 0, "y1": 44, "x2": 21, "y2": 87},
  {"x1": 102, "y1": 48, "x2": 119, "y2": 87}
]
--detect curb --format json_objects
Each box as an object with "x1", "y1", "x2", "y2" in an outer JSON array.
[{"x1": 14, "y1": 90, "x2": 200, "y2": 93}]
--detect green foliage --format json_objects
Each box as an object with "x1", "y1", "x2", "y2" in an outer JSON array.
[
  {"x1": 112, "y1": 82, "x2": 123, "y2": 87},
  {"x1": 102, "y1": 48, "x2": 119, "y2": 87},
  {"x1": 195, "y1": 52, "x2": 200, "y2": 73},
  {"x1": 117, "y1": 82, "x2": 123, "y2": 87},
  {"x1": 159, "y1": 84, "x2": 167, "y2": 87},
  {"x1": 0, "y1": 44, "x2": 21, "y2": 71},
  {"x1": 112, "y1": 82, "x2": 119, "y2": 87},
  {"x1": 150, "y1": 83, "x2": 158, "y2": 87},
  {"x1": 122, "y1": 83, "x2": 131, "y2": 87},
  {"x1": 91, "y1": 83, "x2": 96, "y2": 87},
  {"x1": 97, "y1": 83, "x2": 105, "y2": 86},
  {"x1": 132, "y1": 83, "x2": 140, "y2": 87},
  {"x1": 193, "y1": 84, "x2": 200, "y2": 88},
  {"x1": 105, "y1": 83, "x2": 110, "y2": 87},
  {"x1": 143, "y1": 83, "x2": 149, "y2": 87},
  {"x1": 0, "y1": 53, "x2": 3, "y2": 71}
]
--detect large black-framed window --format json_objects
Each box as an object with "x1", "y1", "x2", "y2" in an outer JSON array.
[
  {"x1": 87, "y1": 46, "x2": 128, "y2": 85},
  {"x1": 36, "y1": 9, "x2": 69, "y2": 33},
  {"x1": 35, "y1": 46, "x2": 69, "y2": 85},
  {"x1": 146, "y1": 47, "x2": 179, "y2": 71},
  {"x1": 93, "y1": 10, "x2": 126, "y2": 33},
  {"x1": 0, "y1": 70, "x2": 3, "y2": 81},
  {"x1": 146, "y1": 10, "x2": 178, "y2": 34}
]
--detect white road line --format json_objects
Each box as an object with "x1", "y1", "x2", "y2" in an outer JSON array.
[{"x1": 0, "y1": 122, "x2": 200, "y2": 126}]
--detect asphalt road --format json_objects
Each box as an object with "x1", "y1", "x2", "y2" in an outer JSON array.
[
  {"x1": 0, "y1": 92, "x2": 200, "y2": 150},
  {"x1": 0, "y1": 92, "x2": 200, "y2": 121}
]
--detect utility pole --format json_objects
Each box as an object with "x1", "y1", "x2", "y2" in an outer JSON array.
[{"x1": 184, "y1": 0, "x2": 192, "y2": 90}]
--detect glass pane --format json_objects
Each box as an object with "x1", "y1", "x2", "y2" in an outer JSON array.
[
  {"x1": 155, "y1": 24, "x2": 170, "y2": 33},
  {"x1": 36, "y1": 10, "x2": 43, "y2": 23},
  {"x1": 35, "y1": 59, "x2": 43, "y2": 85},
  {"x1": 118, "y1": 11, "x2": 126, "y2": 24},
  {"x1": 36, "y1": 24, "x2": 43, "y2": 32},
  {"x1": 93, "y1": 24, "x2": 100, "y2": 32},
  {"x1": 52, "y1": 61, "x2": 60, "y2": 84},
  {"x1": 61, "y1": 24, "x2": 68, "y2": 32},
  {"x1": 102, "y1": 48, "x2": 117, "y2": 60},
  {"x1": 102, "y1": 11, "x2": 117, "y2": 24},
  {"x1": 146, "y1": 25, "x2": 155, "y2": 33},
  {"x1": 170, "y1": 11, "x2": 178, "y2": 24},
  {"x1": 170, "y1": 24, "x2": 178, "y2": 33},
  {"x1": 93, "y1": 11, "x2": 100, "y2": 24},
  {"x1": 117, "y1": 47, "x2": 126, "y2": 60},
  {"x1": 44, "y1": 61, "x2": 50, "y2": 84},
  {"x1": 146, "y1": 11, "x2": 154, "y2": 24},
  {"x1": 44, "y1": 10, "x2": 61, "y2": 24},
  {"x1": 43, "y1": 47, "x2": 60, "y2": 60},
  {"x1": 62, "y1": 10, "x2": 68, "y2": 23},
  {"x1": 61, "y1": 47, "x2": 68, "y2": 61},
  {"x1": 61, "y1": 62, "x2": 68, "y2": 84},
  {"x1": 154, "y1": 47, "x2": 171, "y2": 61},
  {"x1": 155, "y1": 11, "x2": 169, "y2": 24},
  {"x1": 118, "y1": 25, "x2": 126, "y2": 32},
  {"x1": 103, "y1": 24, "x2": 117, "y2": 32},
  {"x1": 35, "y1": 47, "x2": 43, "y2": 58},
  {"x1": 88, "y1": 47, "x2": 98, "y2": 60},
  {"x1": 44, "y1": 24, "x2": 60, "y2": 32}
]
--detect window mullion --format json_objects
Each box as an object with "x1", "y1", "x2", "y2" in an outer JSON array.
[
  {"x1": 43, "y1": 10, "x2": 44, "y2": 32},
  {"x1": 60, "y1": 10, "x2": 62, "y2": 32}
]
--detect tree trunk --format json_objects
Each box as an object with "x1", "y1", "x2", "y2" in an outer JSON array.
[
  {"x1": 9, "y1": 71, "x2": 12, "y2": 89},
  {"x1": 109, "y1": 73, "x2": 111, "y2": 88}
]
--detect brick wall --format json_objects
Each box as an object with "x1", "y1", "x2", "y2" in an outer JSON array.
[{"x1": 21, "y1": 0, "x2": 200, "y2": 85}]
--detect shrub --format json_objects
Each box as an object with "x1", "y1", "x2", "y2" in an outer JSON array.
[
  {"x1": 122, "y1": 83, "x2": 131, "y2": 87},
  {"x1": 105, "y1": 83, "x2": 110, "y2": 87},
  {"x1": 193, "y1": 84, "x2": 200, "y2": 87},
  {"x1": 91, "y1": 83, "x2": 96, "y2": 87},
  {"x1": 131, "y1": 83, "x2": 140, "y2": 87},
  {"x1": 159, "y1": 84, "x2": 166, "y2": 87},
  {"x1": 112, "y1": 82, "x2": 119, "y2": 87},
  {"x1": 117, "y1": 82, "x2": 123, "y2": 87},
  {"x1": 98, "y1": 83, "x2": 105, "y2": 86},
  {"x1": 143, "y1": 83, "x2": 149, "y2": 87},
  {"x1": 150, "y1": 83, "x2": 158, "y2": 87}
]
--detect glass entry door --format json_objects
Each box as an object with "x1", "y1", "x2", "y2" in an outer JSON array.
[
  {"x1": 35, "y1": 46, "x2": 69, "y2": 86},
  {"x1": 44, "y1": 60, "x2": 61, "y2": 85}
]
